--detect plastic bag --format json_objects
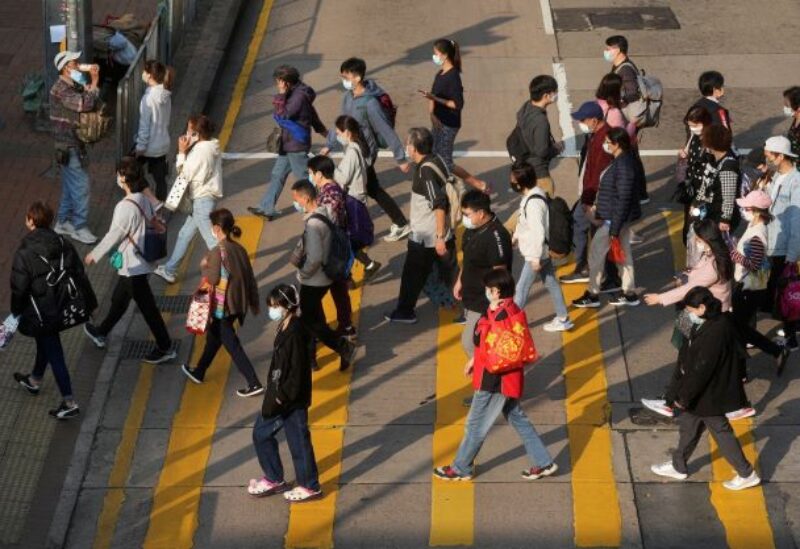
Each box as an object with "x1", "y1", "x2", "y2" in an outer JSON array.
[
  {"x1": 0, "y1": 315, "x2": 20, "y2": 350},
  {"x1": 608, "y1": 236, "x2": 626, "y2": 264}
]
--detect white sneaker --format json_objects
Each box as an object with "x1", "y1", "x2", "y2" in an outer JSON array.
[
  {"x1": 723, "y1": 471, "x2": 760, "y2": 491},
  {"x1": 725, "y1": 407, "x2": 756, "y2": 421},
  {"x1": 154, "y1": 265, "x2": 177, "y2": 284},
  {"x1": 384, "y1": 224, "x2": 411, "y2": 242},
  {"x1": 641, "y1": 398, "x2": 674, "y2": 418},
  {"x1": 651, "y1": 461, "x2": 688, "y2": 480},
  {"x1": 53, "y1": 221, "x2": 76, "y2": 237},
  {"x1": 71, "y1": 227, "x2": 97, "y2": 244},
  {"x1": 543, "y1": 317, "x2": 574, "y2": 332}
]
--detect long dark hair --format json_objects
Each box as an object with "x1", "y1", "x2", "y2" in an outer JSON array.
[
  {"x1": 335, "y1": 115, "x2": 370, "y2": 160},
  {"x1": 683, "y1": 285, "x2": 722, "y2": 318},
  {"x1": 209, "y1": 208, "x2": 242, "y2": 239},
  {"x1": 144, "y1": 60, "x2": 174, "y2": 91},
  {"x1": 434, "y1": 38, "x2": 462, "y2": 72},
  {"x1": 596, "y1": 73, "x2": 623, "y2": 109},
  {"x1": 692, "y1": 219, "x2": 733, "y2": 282}
]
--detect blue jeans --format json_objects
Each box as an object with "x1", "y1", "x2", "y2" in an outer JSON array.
[
  {"x1": 58, "y1": 149, "x2": 90, "y2": 229},
  {"x1": 453, "y1": 390, "x2": 552, "y2": 476},
  {"x1": 31, "y1": 334, "x2": 73, "y2": 399},
  {"x1": 514, "y1": 259, "x2": 569, "y2": 318},
  {"x1": 252, "y1": 408, "x2": 320, "y2": 491},
  {"x1": 259, "y1": 152, "x2": 309, "y2": 215},
  {"x1": 164, "y1": 196, "x2": 217, "y2": 276}
]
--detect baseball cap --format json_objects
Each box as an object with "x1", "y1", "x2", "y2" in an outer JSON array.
[
  {"x1": 571, "y1": 101, "x2": 604, "y2": 121},
  {"x1": 764, "y1": 136, "x2": 797, "y2": 158},
  {"x1": 736, "y1": 189, "x2": 772, "y2": 210},
  {"x1": 54, "y1": 51, "x2": 81, "y2": 71}
]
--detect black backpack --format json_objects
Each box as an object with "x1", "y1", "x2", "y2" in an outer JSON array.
[
  {"x1": 309, "y1": 214, "x2": 354, "y2": 282},
  {"x1": 506, "y1": 125, "x2": 530, "y2": 163},
  {"x1": 524, "y1": 194, "x2": 573, "y2": 258}
]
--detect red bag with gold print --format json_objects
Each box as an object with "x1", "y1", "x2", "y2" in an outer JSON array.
[{"x1": 476, "y1": 300, "x2": 538, "y2": 375}]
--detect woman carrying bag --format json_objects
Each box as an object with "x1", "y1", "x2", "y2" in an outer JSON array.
[
  {"x1": 12, "y1": 201, "x2": 97, "y2": 419},
  {"x1": 248, "y1": 284, "x2": 322, "y2": 502},
  {"x1": 83, "y1": 159, "x2": 174, "y2": 365},
  {"x1": 181, "y1": 209, "x2": 264, "y2": 397},
  {"x1": 433, "y1": 269, "x2": 557, "y2": 481}
]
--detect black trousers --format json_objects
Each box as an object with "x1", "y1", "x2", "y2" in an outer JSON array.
[
  {"x1": 366, "y1": 164, "x2": 407, "y2": 227},
  {"x1": 138, "y1": 155, "x2": 169, "y2": 201},
  {"x1": 299, "y1": 284, "x2": 344, "y2": 354},
  {"x1": 732, "y1": 286, "x2": 781, "y2": 357},
  {"x1": 98, "y1": 274, "x2": 171, "y2": 351},
  {"x1": 768, "y1": 256, "x2": 798, "y2": 344},
  {"x1": 194, "y1": 316, "x2": 260, "y2": 386},
  {"x1": 396, "y1": 239, "x2": 458, "y2": 316},
  {"x1": 672, "y1": 412, "x2": 753, "y2": 478}
]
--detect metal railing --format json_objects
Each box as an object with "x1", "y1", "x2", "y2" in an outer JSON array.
[{"x1": 115, "y1": 0, "x2": 195, "y2": 160}]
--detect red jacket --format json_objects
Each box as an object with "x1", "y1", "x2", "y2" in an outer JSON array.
[
  {"x1": 578, "y1": 123, "x2": 613, "y2": 205},
  {"x1": 472, "y1": 299, "x2": 530, "y2": 399}
]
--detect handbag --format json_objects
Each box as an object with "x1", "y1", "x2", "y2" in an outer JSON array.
[
  {"x1": 186, "y1": 289, "x2": 211, "y2": 334},
  {"x1": 165, "y1": 173, "x2": 191, "y2": 212},
  {"x1": 109, "y1": 250, "x2": 124, "y2": 270},
  {"x1": 266, "y1": 127, "x2": 282, "y2": 153},
  {"x1": 778, "y1": 263, "x2": 800, "y2": 322},
  {"x1": 0, "y1": 314, "x2": 19, "y2": 350},
  {"x1": 476, "y1": 301, "x2": 538, "y2": 374}
]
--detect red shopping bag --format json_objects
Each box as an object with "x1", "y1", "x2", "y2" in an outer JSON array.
[
  {"x1": 608, "y1": 236, "x2": 626, "y2": 264},
  {"x1": 477, "y1": 302, "x2": 538, "y2": 375},
  {"x1": 779, "y1": 263, "x2": 800, "y2": 322}
]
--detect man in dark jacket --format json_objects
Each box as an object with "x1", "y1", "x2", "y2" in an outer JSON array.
[
  {"x1": 249, "y1": 65, "x2": 327, "y2": 220},
  {"x1": 515, "y1": 75, "x2": 562, "y2": 197},
  {"x1": 573, "y1": 128, "x2": 642, "y2": 308},
  {"x1": 650, "y1": 287, "x2": 761, "y2": 491}
]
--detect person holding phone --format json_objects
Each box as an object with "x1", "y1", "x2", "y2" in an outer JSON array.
[{"x1": 418, "y1": 39, "x2": 487, "y2": 193}]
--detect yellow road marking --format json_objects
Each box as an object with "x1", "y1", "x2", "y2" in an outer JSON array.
[
  {"x1": 430, "y1": 308, "x2": 474, "y2": 547},
  {"x1": 218, "y1": 0, "x2": 276, "y2": 151},
  {"x1": 284, "y1": 263, "x2": 364, "y2": 549},
  {"x1": 662, "y1": 210, "x2": 775, "y2": 549},
  {"x1": 558, "y1": 261, "x2": 622, "y2": 547},
  {"x1": 143, "y1": 217, "x2": 263, "y2": 548}
]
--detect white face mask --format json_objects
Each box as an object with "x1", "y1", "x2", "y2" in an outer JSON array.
[
  {"x1": 603, "y1": 49, "x2": 616, "y2": 63},
  {"x1": 742, "y1": 210, "x2": 755, "y2": 222},
  {"x1": 578, "y1": 122, "x2": 591, "y2": 134},
  {"x1": 405, "y1": 146, "x2": 414, "y2": 160},
  {"x1": 784, "y1": 106, "x2": 795, "y2": 117},
  {"x1": 689, "y1": 125, "x2": 703, "y2": 136},
  {"x1": 696, "y1": 241, "x2": 707, "y2": 254},
  {"x1": 336, "y1": 134, "x2": 348, "y2": 146},
  {"x1": 341, "y1": 78, "x2": 353, "y2": 91},
  {"x1": 141, "y1": 72, "x2": 149, "y2": 84},
  {"x1": 268, "y1": 306, "x2": 286, "y2": 322},
  {"x1": 432, "y1": 54, "x2": 444, "y2": 66},
  {"x1": 116, "y1": 175, "x2": 126, "y2": 191},
  {"x1": 550, "y1": 92, "x2": 559, "y2": 103},
  {"x1": 602, "y1": 142, "x2": 613, "y2": 154},
  {"x1": 485, "y1": 288, "x2": 494, "y2": 303}
]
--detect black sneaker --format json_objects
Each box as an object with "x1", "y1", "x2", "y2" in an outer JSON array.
[
  {"x1": 776, "y1": 346, "x2": 790, "y2": 377},
  {"x1": 560, "y1": 270, "x2": 590, "y2": 284},
  {"x1": 339, "y1": 340, "x2": 358, "y2": 372},
  {"x1": 237, "y1": 384, "x2": 265, "y2": 397},
  {"x1": 143, "y1": 346, "x2": 177, "y2": 365},
  {"x1": 383, "y1": 310, "x2": 418, "y2": 324},
  {"x1": 609, "y1": 293, "x2": 640, "y2": 307},
  {"x1": 181, "y1": 364, "x2": 204, "y2": 384},
  {"x1": 49, "y1": 401, "x2": 80, "y2": 420},
  {"x1": 599, "y1": 278, "x2": 622, "y2": 294},
  {"x1": 572, "y1": 291, "x2": 600, "y2": 308},
  {"x1": 84, "y1": 323, "x2": 107, "y2": 349},
  {"x1": 363, "y1": 261, "x2": 382, "y2": 283},
  {"x1": 247, "y1": 206, "x2": 275, "y2": 221},
  {"x1": 453, "y1": 313, "x2": 467, "y2": 325},
  {"x1": 13, "y1": 373, "x2": 40, "y2": 395}
]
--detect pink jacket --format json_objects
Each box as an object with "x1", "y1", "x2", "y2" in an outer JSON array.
[
  {"x1": 597, "y1": 99, "x2": 637, "y2": 142},
  {"x1": 656, "y1": 254, "x2": 732, "y2": 311}
]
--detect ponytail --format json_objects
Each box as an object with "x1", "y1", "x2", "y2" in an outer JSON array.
[
  {"x1": 209, "y1": 208, "x2": 241, "y2": 239},
  {"x1": 434, "y1": 38, "x2": 462, "y2": 72},
  {"x1": 144, "y1": 60, "x2": 175, "y2": 90},
  {"x1": 335, "y1": 115, "x2": 370, "y2": 160}
]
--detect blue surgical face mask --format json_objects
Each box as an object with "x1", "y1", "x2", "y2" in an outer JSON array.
[
  {"x1": 432, "y1": 54, "x2": 444, "y2": 66},
  {"x1": 603, "y1": 49, "x2": 615, "y2": 63},
  {"x1": 268, "y1": 307, "x2": 285, "y2": 321},
  {"x1": 336, "y1": 134, "x2": 348, "y2": 146},
  {"x1": 307, "y1": 172, "x2": 315, "y2": 184},
  {"x1": 462, "y1": 216, "x2": 475, "y2": 230},
  {"x1": 70, "y1": 69, "x2": 88, "y2": 85},
  {"x1": 688, "y1": 312, "x2": 705, "y2": 325},
  {"x1": 293, "y1": 200, "x2": 304, "y2": 213}
]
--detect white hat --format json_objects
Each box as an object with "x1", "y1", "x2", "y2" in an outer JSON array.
[
  {"x1": 54, "y1": 51, "x2": 81, "y2": 71},
  {"x1": 764, "y1": 136, "x2": 798, "y2": 158}
]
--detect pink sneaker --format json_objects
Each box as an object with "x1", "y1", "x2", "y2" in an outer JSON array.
[{"x1": 725, "y1": 407, "x2": 756, "y2": 421}]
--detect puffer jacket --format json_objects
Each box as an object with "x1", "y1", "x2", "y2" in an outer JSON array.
[
  {"x1": 11, "y1": 228, "x2": 97, "y2": 336},
  {"x1": 594, "y1": 151, "x2": 642, "y2": 236},
  {"x1": 275, "y1": 82, "x2": 326, "y2": 153}
]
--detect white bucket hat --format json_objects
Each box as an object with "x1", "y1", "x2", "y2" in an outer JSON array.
[
  {"x1": 764, "y1": 135, "x2": 798, "y2": 158},
  {"x1": 54, "y1": 50, "x2": 81, "y2": 71}
]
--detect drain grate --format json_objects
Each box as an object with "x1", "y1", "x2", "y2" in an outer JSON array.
[
  {"x1": 120, "y1": 339, "x2": 181, "y2": 361},
  {"x1": 154, "y1": 294, "x2": 193, "y2": 313},
  {"x1": 553, "y1": 7, "x2": 680, "y2": 32}
]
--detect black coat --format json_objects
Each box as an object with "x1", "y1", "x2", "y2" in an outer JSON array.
[
  {"x1": 262, "y1": 316, "x2": 312, "y2": 418},
  {"x1": 11, "y1": 228, "x2": 97, "y2": 336},
  {"x1": 674, "y1": 311, "x2": 748, "y2": 417}
]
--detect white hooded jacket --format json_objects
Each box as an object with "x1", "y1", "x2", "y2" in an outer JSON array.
[{"x1": 135, "y1": 84, "x2": 172, "y2": 157}]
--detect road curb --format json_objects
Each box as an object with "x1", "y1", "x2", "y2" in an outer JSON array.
[{"x1": 45, "y1": 1, "x2": 247, "y2": 546}]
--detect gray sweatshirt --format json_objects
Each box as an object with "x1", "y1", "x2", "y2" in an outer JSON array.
[
  {"x1": 90, "y1": 193, "x2": 155, "y2": 277},
  {"x1": 334, "y1": 141, "x2": 369, "y2": 203},
  {"x1": 296, "y1": 205, "x2": 332, "y2": 287},
  {"x1": 516, "y1": 101, "x2": 559, "y2": 179},
  {"x1": 135, "y1": 84, "x2": 171, "y2": 157}
]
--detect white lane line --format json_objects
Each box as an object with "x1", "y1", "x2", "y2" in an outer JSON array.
[
  {"x1": 222, "y1": 149, "x2": 752, "y2": 160},
  {"x1": 552, "y1": 62, "x2": 577, "y2": 158},
  {"x1": 539, "y1": 0, "x2": 555, "y2": 35}
]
